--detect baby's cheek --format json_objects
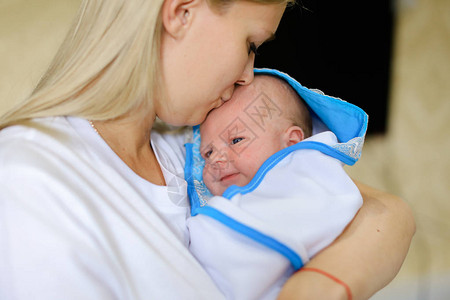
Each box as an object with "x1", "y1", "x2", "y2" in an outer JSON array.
[
  {"x1": 238, "y1": 152, "x2": 258, "y2": 167},
  {"x1": 242, "y1": 155, "x2": 266, "y2": 178},
  {"x1": 203, "y1": 166, "x2": 215, "y2": 188},
  {"x1": 202, "y1": 167, "x2": 210, "y2": 182}
]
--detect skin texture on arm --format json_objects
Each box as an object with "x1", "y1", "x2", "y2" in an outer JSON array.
[{"x1": 277, "y1": 181, "x2": 416, "y2": 300}]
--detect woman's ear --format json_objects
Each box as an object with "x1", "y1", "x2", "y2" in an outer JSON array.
[
  {"x1": 283, "y1": 126, "x2": 305, "y2": 147},
  {"x1": 161, "y1": 0, "x2": 197, "y2": 38}
]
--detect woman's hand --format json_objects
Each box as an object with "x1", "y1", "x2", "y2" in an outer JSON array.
[{"x1": 278, "y1": 181, "x2": 416, "y2": 300}]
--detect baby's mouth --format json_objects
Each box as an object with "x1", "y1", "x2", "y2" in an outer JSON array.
[{"x1": 220, "y1": 173, "x2": 239, "y2": 182}]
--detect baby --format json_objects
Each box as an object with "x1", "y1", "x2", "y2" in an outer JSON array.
[
  {"x1": 187, "y1": 72, "x2": 364, "y2": 300},
  {"x1": 200, "y1": 75, "x2": 312, "y2": 196}
]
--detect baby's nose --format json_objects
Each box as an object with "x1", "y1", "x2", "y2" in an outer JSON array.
[
  {"x1": 210, "y1": 154, "x2": 228, "y2": 167},
  {"x1": 204, "y1": 154, "x2": 228, "y2": 181},
  {"x1": 208, "y1": 149, "x2": 232, "y2": 168}
]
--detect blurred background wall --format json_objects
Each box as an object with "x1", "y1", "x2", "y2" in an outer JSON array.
[
  {"x1": 350, "y1": 0, "x2": 450, "y2": 298},
  {"x1": 1, "y1": 0, "x2": 449, "y2": 298}
]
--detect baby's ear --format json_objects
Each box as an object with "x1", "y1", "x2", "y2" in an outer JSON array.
[{"x1": 283, "y1": 126, "x2": 305, "y2": 147}]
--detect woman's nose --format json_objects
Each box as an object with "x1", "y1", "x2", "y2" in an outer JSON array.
[
  {"x1": 220, "y1": 86, "x2": 234, "y2": 103},
  {"x1": 235, "y1": 55, "x2": 255, "y2": 86}
]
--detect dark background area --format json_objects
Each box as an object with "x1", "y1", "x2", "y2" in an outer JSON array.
[{"x1": 254, "y1": 0, "x2": 394, "y2": 135}]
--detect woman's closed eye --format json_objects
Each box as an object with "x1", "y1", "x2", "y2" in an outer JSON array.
[{"x1": 248, "y1": 43, "x2": 258, "y2": 56}]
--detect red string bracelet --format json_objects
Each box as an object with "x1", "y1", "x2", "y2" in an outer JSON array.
[{"x1": 298, "y1": 267, "x2": 353, "y2": 300}]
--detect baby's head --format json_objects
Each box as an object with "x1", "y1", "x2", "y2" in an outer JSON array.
[{"x1": 200, "y1": 75, "x2": 312, "y2": 195}]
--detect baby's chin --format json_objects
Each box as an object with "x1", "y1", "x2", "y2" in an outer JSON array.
[
  {"x1": 207, "y1": 184, "x2": 227, "y2": 197},
  {"x1": 205, "y1": 171, "x2": 254, "y2": 196},
  {"x1": 207, "y1": 181, "x2": 250, "y2": 197},
  {"x1": 202, "y1": 180, "x2": 227, "y2": 196}
]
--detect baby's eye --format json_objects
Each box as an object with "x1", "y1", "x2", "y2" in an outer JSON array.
[
  {"x1": 204, "y1": 149, "x2": 213, "y2": 158},
  {"x1": 231, "y1": 137, "x2": 243, "y2": 145}
]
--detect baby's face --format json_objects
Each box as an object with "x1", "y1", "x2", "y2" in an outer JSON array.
[{"x1": 200, "y1": 83, "x2": 285, "y2": 196}]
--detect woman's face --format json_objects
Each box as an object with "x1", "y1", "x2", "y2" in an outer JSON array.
[{"x1": 158, "y1": 0, "x2": 286, "y2": 126}]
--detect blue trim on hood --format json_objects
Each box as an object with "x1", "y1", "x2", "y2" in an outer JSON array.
[
  {"x1": 254, "y1": 68, "x2": 368, "y2": 143},
  {"x1": 222, "y1": 140, "x2": 355, "y2": 199},
  {"x1": 195, "y1": 205, "x2": 304, "y2": 270}
]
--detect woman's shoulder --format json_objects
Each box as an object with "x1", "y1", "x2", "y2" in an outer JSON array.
[
  {"x1": 0, "y1": 117, "x2": 88, "y2": 172},
  {"x1": 0, "y1": 116, "x2": 70, "y2": 149}
]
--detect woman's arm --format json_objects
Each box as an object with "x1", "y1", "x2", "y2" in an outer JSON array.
[{"x1": 278, "y1": 181, "x2": 416, "y2": 300}]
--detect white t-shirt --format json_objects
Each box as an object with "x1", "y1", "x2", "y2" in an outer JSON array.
[{"x1": 0, "y1": 116, "x2": 224, "y2": 300}]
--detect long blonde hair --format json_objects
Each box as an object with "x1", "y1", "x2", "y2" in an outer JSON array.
[{"x1": 0, "y1": 0, "x2": 294, "y2": 129}]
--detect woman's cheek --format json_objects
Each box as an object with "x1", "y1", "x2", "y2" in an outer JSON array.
[{"x1": 225, "y1": 50, "x2": 248, "y2": 85}]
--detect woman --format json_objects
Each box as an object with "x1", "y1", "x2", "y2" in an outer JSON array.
[{"x1": 0, "y1": 0, "x2": 414, "y2": 299}]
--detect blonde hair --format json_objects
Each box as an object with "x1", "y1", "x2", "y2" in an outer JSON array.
[{"x1": 0, "y1": 0, "x2": 294, "y2": 129}]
